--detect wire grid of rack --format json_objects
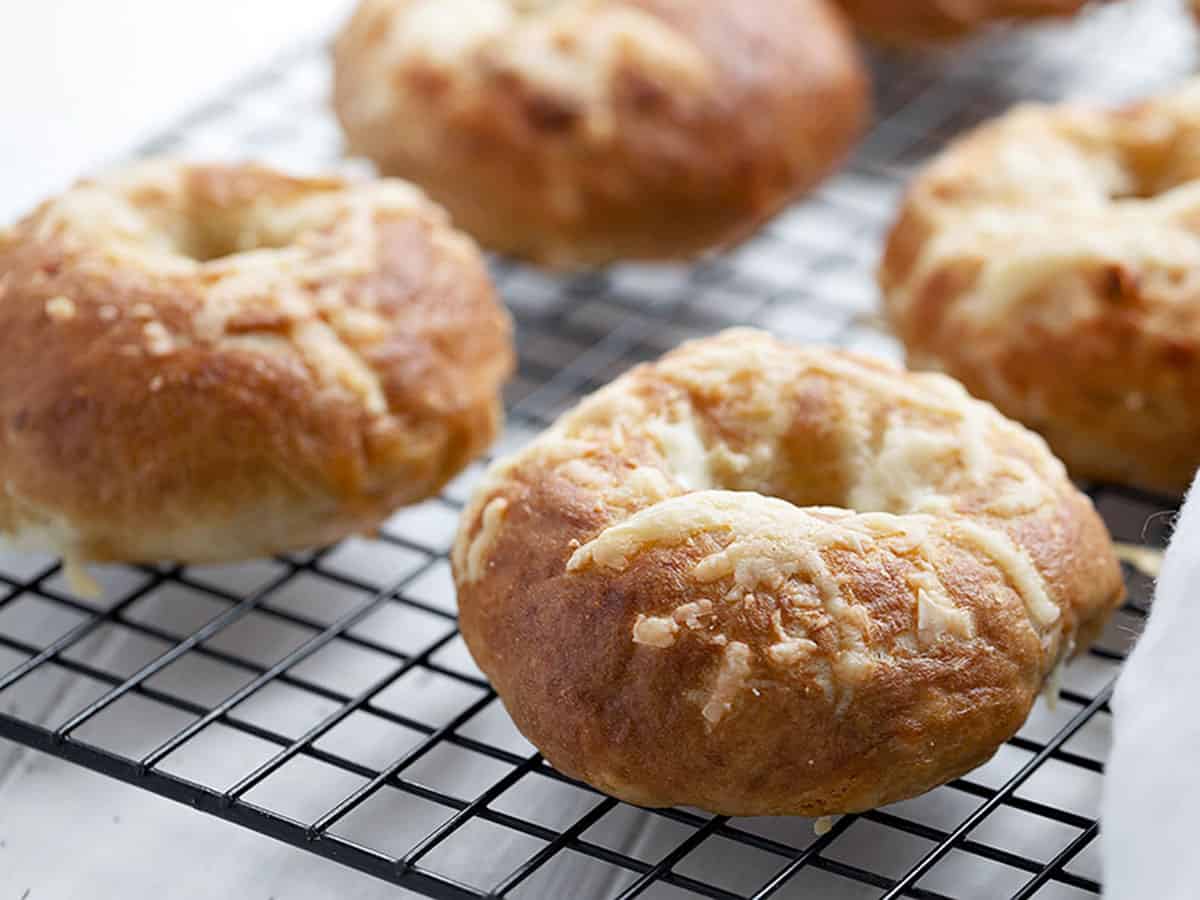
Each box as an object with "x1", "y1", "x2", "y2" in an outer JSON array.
[{"x1": 0, "y1": 3, "x2": 1193, "y2": 898}]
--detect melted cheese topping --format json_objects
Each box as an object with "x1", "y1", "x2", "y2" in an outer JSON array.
[
  {"x1": 647, "y1": 415, "x2": 714, "y2": 491},
  {"x1": 701, "y1": 640, "x2": 752, "y2": 727},
  {"x1": 292, "y1": 319, "x2": 387, "y2": 415},
  {"x1": 893, "y1": 89, "x2": 1200, "y2": 334},
  {"x1": 458, "y1": 329, "x2": 1080, "y2": 729},
  {"x1": 632, "y1": 613, "x2": 678, "y2": 648},
  {"x1": 351, "y1": 0, "x2": 713, "y2": 145},
  {"x1": 572, "y1": 491, "x2": 978, "y2": 701},
  {"x1": 631, "y1": 598, "x2": 716, "y2": 649},
  {"x1": 63, "y1": 555, "x2": 102, "y2": 599},
  {"x1": 462, "y1": 497, "x2": 510, "y2": 583},
  {"x1": 1114, "y1": 541, "x2": 1164, "y2": 578},
  {"x1": 911, "y1": 567, "x2": 974, "y2": 644},
  {"x1": 951, "y1": 519, "x2": 1059, "y2": 629},
  {"x1": 45, "y1": 296, "x2": 77, "y2": 320},
  {"x1": 767, "y1": 609, "x2": 819, "y2": 666},
  {"x1": 393, "y1": 0, "x2": 515, "y2": 65},
  {"x1": 569, "y1": 491, "x2": 885, "y2": 574},
  {"x1": 911, "y1": 208, "x2": 1200, "y2": 330},
  {"x1": 26, "y1": 161, "x2": 437, "y2": 423}
]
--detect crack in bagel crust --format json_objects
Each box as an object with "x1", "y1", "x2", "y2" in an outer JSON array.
[
  {"x1": 882, "y1": 80, "x2": 1200, "y2": 494},
  {"x1": 0, "y1": 160, "x2": 514, "y2": 565},
  {"x1": 453, "y1": 328, "x2": 1124, "y2": 816}
]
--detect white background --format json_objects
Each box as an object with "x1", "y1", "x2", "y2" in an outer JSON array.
[{"x1": 0, "y1": 0, "x2": 352, "y2": 221}]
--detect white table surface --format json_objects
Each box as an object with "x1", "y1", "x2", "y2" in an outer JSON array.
[{"x1": 0, "y1": 0, "x2": 351, "y2": 222}]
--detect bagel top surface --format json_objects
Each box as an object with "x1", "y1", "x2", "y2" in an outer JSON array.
[
  {"x1": 834, "y1": 0, "x2": 1090, "y2": 45},
  {"x1": 452, "y1": 329, "x2": 1122, "y2": 816},
  {"x1": 0, "y1": 160, "x2": 513, "y2": 566},
  {"x1": 881, "y1": 81, "x2": 1200, "y2": 493},
  {"x1": 333, "y1": 0, "x2": 868, "y2": 267}
]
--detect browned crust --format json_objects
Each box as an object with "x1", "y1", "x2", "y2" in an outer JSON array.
[
  {"x1": 452, "y1": 331, "x2": 1123, "y2": 816},
  {"x1": 899, "y1": 307, "x2": 1200, "y2": 495},
  {"x1": 880, "y1": 92, "x2": 1200, "y2": 495},
  {"x1": 0, "y1": 163, "x2": 514, "y2": 563},
  {"x1": 332, "y1": 0, "x2": 869, "y2": 268},
  {"x1": 835, "y1": 0, "x2": 1091, "y2": 45}
]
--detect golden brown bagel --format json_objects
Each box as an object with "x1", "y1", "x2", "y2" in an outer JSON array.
[
  {"x1": 835, "y1": 0, "x2": 1092, "y2": 45},
  {"x1": 0, "y1": 160, "x2": 513, "y2": 568},
  {"x1": 332, "y1": 0, "x2": 869, "y2": 268},
  {"x1": 881, "y1": 81, "x2": 1200, "y2": 495},
  {"x1": 452, "y1": 329, "x2": 1123, "y2": 816}
]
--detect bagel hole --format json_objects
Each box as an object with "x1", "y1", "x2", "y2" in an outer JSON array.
[
  {"x1": 1111, "y1": 173, "x2": 1171, "y2": 201},
  {"x1": 661, "y1": 416, "x2": 861, "y2": 513},
  {"x1": 149, "y1": 178, "x2": 338, "y2": 263},
  {"x1": 508, "y1": 0, "x2": 566, "y2": 12},
  {"x1": 176, "y1": 219, "x2": 299, "y2": 263},
  {"x1": 1111, "y1": 141, "x2": 1199, "y2": 200}
]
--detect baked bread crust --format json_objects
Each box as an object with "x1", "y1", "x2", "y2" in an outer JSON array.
[
  {"x1": 0, "y1": 161, "x2": 513, "y2": 564},
  {"x1": 332, "y1": 0, "x2": 868, "y2": 268},
  {"x1": 881, "y1": 83, "x2": 1200, "y2": 495},
  {"x1": 835, "y1": 0, "x2": 1090, "y2": 45},
  {"x1": 452, "y1": 329, "x2": 1122, "y2": 816}
]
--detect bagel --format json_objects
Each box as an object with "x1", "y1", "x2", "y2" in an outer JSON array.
[
  {"x1": 0, "y1": 160, "x2": 513, "y2": 570},
  {"x1": 332, "y1": 0, "x2": 869, "y2": 268},
  {"x1": 452, "y1": 329, "x2": 1123, "y2": 816},
  {"x1": 834, "y1": 0, "x2": 1092, "y2": 45},
  {"x1": 882, "y1": 81, "x2": 1200, "y2": 495}
]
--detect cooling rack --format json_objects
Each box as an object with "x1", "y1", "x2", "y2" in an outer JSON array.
[{"x1": 0, "y1": 3, "x2": 1193, "y2": 898}]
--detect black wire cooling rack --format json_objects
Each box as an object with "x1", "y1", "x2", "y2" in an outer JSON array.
[{"x1": 0, "y1": 3, "x2": 1194, "y2": 898}]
